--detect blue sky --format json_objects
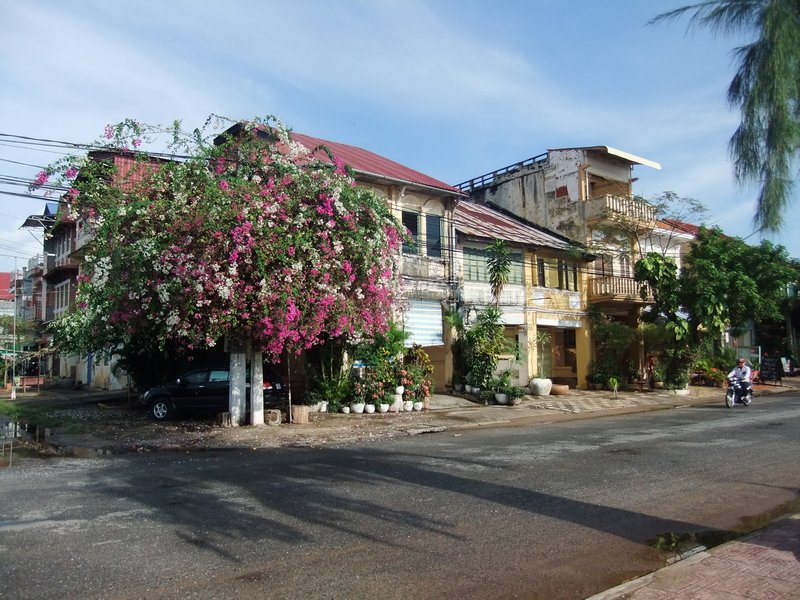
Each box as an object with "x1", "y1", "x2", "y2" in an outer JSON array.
[{"x1": 1, "y1": 0, "x2": 797, "y2": 273}]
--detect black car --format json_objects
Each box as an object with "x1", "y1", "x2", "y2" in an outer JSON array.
[{"x1": 141, "y1": 366, "x2": 286, "y2": 421}]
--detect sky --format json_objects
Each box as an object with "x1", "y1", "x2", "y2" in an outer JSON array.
[{"x1": 1, "y1": 0, "x2": 798, "y2": 275}]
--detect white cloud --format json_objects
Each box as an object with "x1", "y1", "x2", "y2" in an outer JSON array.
[{"x1": 0, "y1": 0, "x2": 797, "y2": 272}]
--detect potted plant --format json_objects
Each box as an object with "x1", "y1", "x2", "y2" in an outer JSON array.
[
  {"x1": 529, "y1": 330, "x2": 552, "y2": 396},
  {"x1": 491, "y1": 371, "x2": 512, "y2": 404},
  {"x1": 506, "y1": 385, "x2": 526, "y2": 406},
  {"x1": 452, "y1": 373, "x2": 465, "y2": 393},
  {"x1": 607, "y1": 376, "x2": 619, "y2": 399},
  {"x1": 587, "y1": 366, "x2": 605, "y2": 391},
  {"x1": 653, "y1": 367, "x2": 665, "y2": 389},
  {"x1": 350, "y1": 376, "x2": 373, "y2": 414}
]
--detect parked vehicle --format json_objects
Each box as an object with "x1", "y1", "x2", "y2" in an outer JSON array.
[
  {"x1": 141, "y1": 366, "x2": 286, "y2": 421},
  {"x1": 725, "y1": 376, "x2": 753, "y2": 408}
]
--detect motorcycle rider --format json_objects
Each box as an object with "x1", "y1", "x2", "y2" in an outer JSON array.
[{"x1": 727, "y1": 358, "x2": 752, "y2": 400}]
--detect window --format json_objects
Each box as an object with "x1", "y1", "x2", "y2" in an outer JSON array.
[
  {"x1": 557, "y1": 260, "x2": 579, "y2": 291},
  {"x1": 53, "y1": 281, "x2": 70, "y2": 317},
  {"x1": 426, "y1": 214, "x2": 442, "y2": 258},
  {"x1": 620, "y1": 255, "x2": 633, "y2": 278},
  {"x1": 209, "y1": 370, "x2": 230, "y2": 382},
  {"x1": 465, "y1": 247, "x2": 523, "y2": 284},
  {"x1": 402, "y1": 211, "x2": 419, "y2": 254},
  {"x1": 537, "y1": 257, "x2": 580, "y2": 291}
]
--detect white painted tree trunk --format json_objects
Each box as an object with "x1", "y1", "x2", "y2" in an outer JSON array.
[
  {"x1": 250, "y1": 349, "x2": 264, "y2": 426},
  {"x1": 229, "y1": 348, "x2": 247, "y2": 426}
]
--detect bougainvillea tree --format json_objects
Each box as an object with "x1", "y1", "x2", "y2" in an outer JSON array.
[{"x1": 34, "y1": 116, "x2": 404, "y2": 422}]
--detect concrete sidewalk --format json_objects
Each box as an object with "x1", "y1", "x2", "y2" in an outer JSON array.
[{"x1": 589, "y1": 514, "x2": 800, "y2": 600}]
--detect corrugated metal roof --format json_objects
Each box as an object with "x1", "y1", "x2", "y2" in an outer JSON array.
[
  {"x1": 290, "y1": 132, "x2": 463, "y2": 194},
  {"x1": 455, "y1": 202, "x2": 575, "y2": 251}
]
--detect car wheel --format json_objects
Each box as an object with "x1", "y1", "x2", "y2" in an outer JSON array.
[{"x1": 150, "y1": 399, "x2": 173, "y2": 421}]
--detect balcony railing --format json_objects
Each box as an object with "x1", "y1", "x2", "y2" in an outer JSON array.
[
  {"x1": 584, "y1": 194, "x2": 656, "y2": 228},
  {"x1": 588, "y1": 276, "x2": 652, "y2": 303}
]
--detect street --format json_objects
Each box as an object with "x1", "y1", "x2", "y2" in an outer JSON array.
[{"x1": 2, "y1": 395, "x2": 799, "y2": 599}]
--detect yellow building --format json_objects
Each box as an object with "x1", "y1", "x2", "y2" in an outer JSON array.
[{"x1": 453, "y1": 202, "x2": 594, "y2": 388}]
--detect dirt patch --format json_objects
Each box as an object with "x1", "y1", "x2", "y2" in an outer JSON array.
[{"x1": 38, "y1": 401, "x2": 442, "y2": 454}]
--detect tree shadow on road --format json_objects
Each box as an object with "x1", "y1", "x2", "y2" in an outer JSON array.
[{"x1": 91, "y1": 442, "x2": 715, "y2": 564}]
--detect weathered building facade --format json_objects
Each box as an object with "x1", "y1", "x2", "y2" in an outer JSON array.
[
  {"x1": 286, "y1": 132, "x2": 466, "y2": 389},
  {"x1": 458, "y1": 146, "x2": 662, "y2": 385},
  {"x1": 453, "y1": 201, "x2": 593, "y2": 388}
]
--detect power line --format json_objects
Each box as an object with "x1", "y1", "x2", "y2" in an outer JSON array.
[{"x1": 0, "y1": 157, "x2": 48, "y2": 169}]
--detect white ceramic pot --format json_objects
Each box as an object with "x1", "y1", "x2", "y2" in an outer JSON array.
[
  {"x1": 494, "y1": 393, "x2": 508, "y2": 405},
  {"x1": 378, "y1": 403, "x2": 389, "y2": 413},
  {"x1": 454, "y1": 383, "x2": 464, "y2": 392},
  {"x1": 351, "y1": 402, "x2": 365, "y2": 414},
  {"x1": 365, "y1": 403, "x2": 376, "y2": 414},
  {"x1": 341, "y1": 405, "x2": 350, "y2": 414},
  {"x1": 412, "y1": 401, "x2": 424, "y2": 411},
  {"x1": 403, "y1": 400, "x2": 414, "y2": 412},
  {"x1": 465, "y1": 385, "x2": 473, "y2": 394},
  {"x1": 529, "y1": 378, "x2": 552, "y2": 396}
]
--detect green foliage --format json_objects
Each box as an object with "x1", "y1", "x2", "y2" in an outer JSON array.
[
  {"x1": 42, "y1": 116, "x2": 404, "y2": 363},
  {"x1": 652, "y1": 1, "x2": 800, "y2": 232},
  {"x1": 400, "y1": 345, "x2": 434, "y2": 402},
  {"x1": 533, "y1": 329, "x2": 552, "y2": 378},
  {"x1": 682, "y1": 227, "x2": 794, "y2": 337},
  {"x1": 588, "y1": 308, "x2": 637, "y2": 382},
  {"x1": 460, "y1": 238, "x2": 515, "y2": 389},
  {"x1": 635, "y1": 226, "x2": 795, "y2": 388},
  {"x1": 0, "y1": 400, "x2": 63, "y2": 429},
  {"x1": 463, "y1": 306, "x2": 507, "y2": 388},
  {"x1": 305, "y1": 376, "x2": 351, "y2": 408},
  {"x1": 489, "y1": 370, "x2": 511, "y2": 392},
  {"x1": 352, "y1": 321, "x2": 408, "y2": 371},
  {"x1": 485, "y1": 239, "x2": 512, "y2": 304}
]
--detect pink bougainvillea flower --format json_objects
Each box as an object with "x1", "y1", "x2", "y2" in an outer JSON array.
[{"x1": 33, "y1": 170, "x2": 49, "y2": 186}]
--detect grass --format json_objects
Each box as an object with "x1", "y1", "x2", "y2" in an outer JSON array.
[
  {"x1": 650, "y1": 529, "x2": 743, "y2": 554},
  {"x1": 0, "y1": 400, "x2": 66, "y2": 429}
]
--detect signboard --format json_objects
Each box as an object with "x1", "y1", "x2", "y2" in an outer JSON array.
[{"x1": 759, "y1": 355, "x2": 782, "y2": 384}]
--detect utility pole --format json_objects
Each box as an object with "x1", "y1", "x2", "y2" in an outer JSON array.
[{"x1": 10, "y1": 257, "x2": 17, "y2": 400}]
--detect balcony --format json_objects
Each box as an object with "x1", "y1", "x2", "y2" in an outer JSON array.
[
  {"x1": 584, "y1": 195, "x2": 656, "y2": 229},
  {"x1": 400, "y1": 254, "x2": 447, "y2": 279},
  {"x1": 44, "y1": 250, "x2": 79, "y2": 282},
  {"x1": 588, "y1": 276, "x2": 652, "y2": 304}
]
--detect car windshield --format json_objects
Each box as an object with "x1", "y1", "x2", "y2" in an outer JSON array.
[{"x1": 208, "y1": 370, "x2": 229, "y2": 382}]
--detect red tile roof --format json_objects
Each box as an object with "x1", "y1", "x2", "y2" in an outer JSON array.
[
  {"x1": 289, "y1": 132, "x2": 463, "y2": 195},
  {"x1": 659, "y1": 218, "x2": 701, "y2": 236},
  {"x1": 0, "y1": 272, "x2": 13, "y2": 300}
]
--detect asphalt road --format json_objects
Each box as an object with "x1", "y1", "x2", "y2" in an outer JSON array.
[{"x1": 2, "y1": 394, "x2": 799, "y2": 599}]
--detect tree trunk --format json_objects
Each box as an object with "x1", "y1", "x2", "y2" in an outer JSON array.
[
  {"x1": 229, "y1": 338, "x2": 247, "y2": 426},
  {"x1": 250, "y1": 349, "x2": 264, "y2": 426}
]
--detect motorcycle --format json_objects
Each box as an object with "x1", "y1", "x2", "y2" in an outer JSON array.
[{"x1": 725, "y1": 376, "x2": 753, "y2": 408}]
